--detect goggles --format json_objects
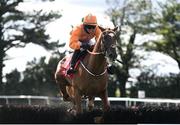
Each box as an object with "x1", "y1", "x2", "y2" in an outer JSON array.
[{"x1": 85, "y1": 25, "x2": 96, "y2": 29}]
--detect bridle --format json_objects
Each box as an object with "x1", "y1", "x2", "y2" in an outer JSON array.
[
  {"x1": 87, "y1": 29, "x2": 117, "y2": 55},
  {"x1": 80, "y1": 29, "x2": 117, "y2": 77},
  {"x1": 100, "y1": 29, "x2": 117, "y2": 56}
]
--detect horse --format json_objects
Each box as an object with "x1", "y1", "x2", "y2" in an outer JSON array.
[{"x1": 55, "y1": 26, "x2": 118, "y2": 115}]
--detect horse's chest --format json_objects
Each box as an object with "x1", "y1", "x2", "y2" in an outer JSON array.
[
  {"x1": 73, "y1": 65, "x2": 108, "y2": 96},
  {"x1": 79, "y1": 81, "x2": 107, "y2": 95}
]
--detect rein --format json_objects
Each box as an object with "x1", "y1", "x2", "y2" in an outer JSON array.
[
  {"x1": 81, "y1": 50, "x2": 106, "y2": 77},
  {"x1": 87, "y1": 50, "x2": 104, "y2": 55},
  {"x1": 79, "y1": 29, "x2": 116, "y2": 77}
]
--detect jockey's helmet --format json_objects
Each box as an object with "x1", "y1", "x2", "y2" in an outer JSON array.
[{"x1": 83, "y1": 13, "x2": 97, "y2": 26}]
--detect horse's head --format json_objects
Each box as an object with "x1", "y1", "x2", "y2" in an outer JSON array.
[{"x1": 98, "y1": 26, "x2": 118, "y2": 61}]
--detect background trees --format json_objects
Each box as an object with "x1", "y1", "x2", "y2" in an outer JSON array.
[
  {"x1": 106, "y1": 0, "x2": 179, "y2": 97},
  {"x1": 131, "y1": 0, "x2": 180, "y2": 98},
  {"x1": 0, "y1": 0, "x2": 63, "y2": 93},
  {"x1": 130, "y1": 72, "x2": 180, "y2": 98},
  {"x1": 4, "y1": 51, "x2": 65, "y2": 96},
  {"x1": 106, "y1": 0, "x2": 153, "y2": 97},
  {"x1": 4, "y1": 69, "x2": 22, "y2": 95},
  {"x1": 1, "y1": 0, "x2": 179, "y2": 98},
  {"x1": 143, "y1": 0, "x2": 180, "y2": 70}
]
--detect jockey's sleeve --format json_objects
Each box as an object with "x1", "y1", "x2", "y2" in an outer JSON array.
[
  {"x1": 69, "y1": 26, "x2": 81, "y2": 50},
  {"x1": 95, "y1": 27, "x2": 102, "y2": 42}
]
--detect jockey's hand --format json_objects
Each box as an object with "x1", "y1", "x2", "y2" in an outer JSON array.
[
  {"x1": 80, "y1": 42, "x2": 90, "y2": 50},
  {"x1": 88, "y1": 40, "x2": 95, "y2": 46}
]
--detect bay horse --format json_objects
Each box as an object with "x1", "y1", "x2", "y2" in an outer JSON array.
[{"x1": 55, "y1": 26, "x2": 118, "y2": 115}]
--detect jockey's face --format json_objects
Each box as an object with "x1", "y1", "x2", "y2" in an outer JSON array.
[{"x1": 84, "y1": 25, "x2": 96, "y2": 34}]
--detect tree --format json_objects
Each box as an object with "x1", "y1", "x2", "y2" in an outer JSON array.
[
  {"x1": 106, "y1": 0, "x2": 153, "y2": 97},
  {"x1": 21, "y1": 51, "x2": 65, "y2": 96},
  {"x1": 130, "y1": 71, "x2": 180, "y2": 98},
  {"x1": 0, "y1": 0, "x2": 63, "y2": 93},
  {"x1": 4, "y1": 69, "x2": 22, "y2": 95},
  {"x1": 143, "y1": 0, "x2": 180, "y2": 70},
  {"x1": 4, "y1": 51, "x2": 65, "y2": 96}
]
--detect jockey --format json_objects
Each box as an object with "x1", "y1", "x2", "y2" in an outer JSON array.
[{"x1": 67, "y1": 13, "x2": 114, "y2": 75}]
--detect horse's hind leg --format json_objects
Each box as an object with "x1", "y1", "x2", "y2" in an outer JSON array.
[
  {"x1": 74, "y1": 86, "x2": 83, "y2": 114},
  {"x1": 55, "y1": 73, "x2": 71, "y2": 101}
]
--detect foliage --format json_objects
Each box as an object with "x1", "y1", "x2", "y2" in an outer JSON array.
[
  {"x1": 0, "y1": 0, "x2": 63, "y2": 92},
  {"x1": 106, "y1": 0, "x2": 153, "y2": 97},
  {"x1": 3, "y1": 69, "x2": 22, "y2": 95},
  {"x1": 3, "y1": 51, "x2": 65, "y2": 96},
  {"x1": 142, "y1": 0, "x2": 180, "y2": 70},
  {"x1": 130, "y1": 71, "x2": 180, "y2": 98}
]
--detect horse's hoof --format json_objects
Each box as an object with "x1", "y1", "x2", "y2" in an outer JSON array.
[{"x1": 94, "y1": 116, "x2": 104, "y2": 123}]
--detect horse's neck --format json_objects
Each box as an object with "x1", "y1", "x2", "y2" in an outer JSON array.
[{"x1": 86, "y1": 37, "x2": 107, "y2": 73}]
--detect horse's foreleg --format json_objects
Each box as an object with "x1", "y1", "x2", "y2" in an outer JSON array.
[
  {"x1": 94, "y1": 91, "x2": 109, "y2": 124},
  {"x1": 88, "y1": 97, "x2": 95, "y2": 111},
  {"x1": 99, "y1": 90, "x2": 110, "y2": 112},
  {"x1": 74, "y1": 87, "x2": 82, "y2": 114}
]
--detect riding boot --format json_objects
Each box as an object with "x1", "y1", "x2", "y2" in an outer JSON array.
[{"x1": 67, "y1": 50, "x2": 80, "y2": 74}]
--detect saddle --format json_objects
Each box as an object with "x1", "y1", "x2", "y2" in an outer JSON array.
[{"x1": 57, "y1": 54, "x2": 84, "y2": 79}]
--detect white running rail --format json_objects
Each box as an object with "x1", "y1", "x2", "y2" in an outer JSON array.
[
  {"x1": 0, "y1": 95, "x2": 62, "y2": 106},
  {"x1": 0, "y1": 95, "x2": 180, "y2": 107},
  {"x1": 95, "y1": 97, "x2": 180, "y2": 107}
]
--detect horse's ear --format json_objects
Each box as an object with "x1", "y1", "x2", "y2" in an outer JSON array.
[
  {"x1": 98, "y1": 25, "x2": 106, "y2": 32},
  {"x1": 113, "y1": 26, "x2": 118, "y2": 32}
]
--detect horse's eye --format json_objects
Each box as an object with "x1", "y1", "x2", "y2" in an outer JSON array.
[{"x1": 103, "y1": 32, "x2": 107, "y2": 35}]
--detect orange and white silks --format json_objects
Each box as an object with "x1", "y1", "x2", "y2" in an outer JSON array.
[{"x1": 69, "y1": 24, "x2": 101, "y2": 50}]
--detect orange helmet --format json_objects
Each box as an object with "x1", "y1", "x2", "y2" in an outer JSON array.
[{"x1": 83, "y1": 13, "x2": 97, "y2": 25}]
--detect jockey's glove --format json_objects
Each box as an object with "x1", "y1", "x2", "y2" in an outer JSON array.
[
  {"x1": 88, "y1": 40, "x2": 95, "y2": 46},
  {"x1": 80, "y1": 42, "x2": 90, "y2": 50}
]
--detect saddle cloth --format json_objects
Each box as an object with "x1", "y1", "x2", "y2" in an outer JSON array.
[{"x1": 57, "y1": 54, "x2": 83, "y2": 79}]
